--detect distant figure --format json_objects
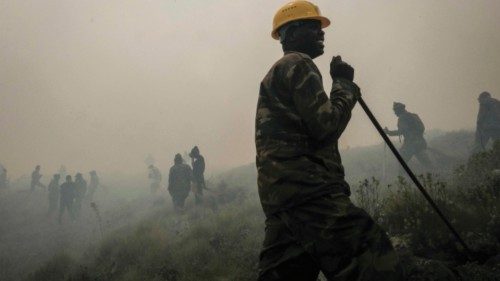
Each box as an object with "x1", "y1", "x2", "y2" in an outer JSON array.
[
  {"x1": 47, "y1": 174, "x2": 61, "y2": 217},
  {"x1": 189, "y1": 146, "x2": 206, "y2": 205},
  {"x1": 74, "y1": 173, "x2": 87, "y2": 217},
  {"x1": 145, "y1": 154, "x2": 155, "y2": 166},
  {"x1": 30, "y1": 165, "x2": 46, "y2": 191},
  {"x1": 59, "y1": 165, "x2": 67, "y2": 179},
  {"x1": 87, "y1": 170, "x2": 99, "y2": 202},
  {"x1": 0, "y1": 167, "x2": 7, "y2": 189},
  {"x1": 384, "y1": 102, "x2": 432, "y2": 167},
  {"x1": 148, "y1": 164, "x2": 162, "y2": 194},
  {"x1": 475, "y1": 91, "x2": 500, "y2": 150},
  {"x1": 59, "y1": 175, "x2": 76, "y2": 224},
  {"x1": 168, "y1": 154, "x2": 192, "y2": 212}
]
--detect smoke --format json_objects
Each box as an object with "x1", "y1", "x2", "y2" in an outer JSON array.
[{"x1": 1, "y1": 0, "x2": 499, "y2": 176}]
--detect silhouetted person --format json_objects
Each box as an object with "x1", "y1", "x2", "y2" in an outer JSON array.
[
  {"x1": 47, "y1": 174, "x2": 60, "y2": 217},
  {"x1": 59, "y1": 175, "x2": 76, "y2": 224},
  {"x1": 87, "y1": 170, "x2": 99, "y2": 202},
  {"x1": 475, "y1": 91, "x2": 500, "y2": 150},
  {"x1": 168, "y1": 154, "x2": 192, "y2": 212},
  {"x1": 30, "y1": 165, "x2": 46, "y2": 191},
  {"x1": 74, "y1": 173, "x2": 87, "y2": 217},
  {"x1": 148, "y1": 164, "x2": 162, "y2": 194},
  {"x1": 256, "y1": 2, "x2": 402, "y2": 279},
  {"x1": 59, "y1": 165, "x2": 67, "y2": 179},
  {"x1": 189, "y1": 146, "x2": 205, "y2": 205},
  {"x1": 384, "y1": 102, "x2": 432, "y2": 167}
]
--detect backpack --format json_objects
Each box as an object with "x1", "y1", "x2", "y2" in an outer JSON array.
[{"x1": 409, "y1": 113, "x2": 425, "y2": 135}]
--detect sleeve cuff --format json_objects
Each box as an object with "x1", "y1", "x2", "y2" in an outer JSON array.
[{"x1": 332, "y1": 78, "x2": 361, "y2": 96}]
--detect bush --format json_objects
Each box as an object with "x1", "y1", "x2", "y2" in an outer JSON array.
[{"x1": 351, "y1": 142, "x2": 500, "y2": 267}]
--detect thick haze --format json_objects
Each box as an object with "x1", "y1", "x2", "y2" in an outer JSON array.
[{"x1": 1, "y1": 0, "x2": 499, "y2": 177}]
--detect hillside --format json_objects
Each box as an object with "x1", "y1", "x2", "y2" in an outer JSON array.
[
  {"x1": 215, "y1": 129, "x2": 477, "y2": 188},
  {"x1": 3, "y1": 130, "x2": 499, "y2": 281}
]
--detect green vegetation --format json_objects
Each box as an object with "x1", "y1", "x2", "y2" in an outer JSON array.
[
  {"x1": 26, "y1": 185, "x2": 265, "y2": 281},
  {"x1": 26, "y1": 140, "x2": 500, "y2": 281}
]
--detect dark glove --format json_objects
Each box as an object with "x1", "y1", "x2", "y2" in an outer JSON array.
[{"x1": 330, "y1": 55, "x2": 354, "y2": 81}]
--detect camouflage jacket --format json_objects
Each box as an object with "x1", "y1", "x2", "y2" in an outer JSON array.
[{"x1": 255, "y1": 51, "x2": 359, "y2": 216}]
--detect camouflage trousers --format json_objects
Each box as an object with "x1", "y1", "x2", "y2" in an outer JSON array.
[
  {"x1": 400, "y1": 140, "x2": 432, "y2": 168},
  {"x1": 258, "y1": 192, "x2": 403, "y2": 281}
]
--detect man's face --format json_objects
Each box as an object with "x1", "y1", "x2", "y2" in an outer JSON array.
[{"x1": 290, "y1": 20, "x2": 325, "y2": 59}]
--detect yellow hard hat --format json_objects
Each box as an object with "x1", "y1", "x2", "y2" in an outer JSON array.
[{"x1": 272, "y1": 1, "x2": 331, "y2": 40}]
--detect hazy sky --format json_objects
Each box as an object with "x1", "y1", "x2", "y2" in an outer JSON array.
[{"x1": 1, "y1": 0, "x2": 499, "y2": 177}]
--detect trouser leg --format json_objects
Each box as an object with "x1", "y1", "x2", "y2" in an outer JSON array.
[
  {"x1": 258, "y1": 193, "x2": 404, "y2": 281},
  {"x1": 399, "y1": 147, "x2": 414, "y2": 163},
  {"x1": 194, "y1": 184, "x2": 203, "y2": 205},
  {"x1": 415, "y1": 150, "x2": 433, "y2": 169},
  {"x1": 398, "y1": 146, "x2": 415, "y2": 175},
  {"x1": 59, "y1": 202, "x2": 66, "y2": 224},
  {"x1": 48, "y1": 200, "x2": 56, "y2": 216},
  {"x1": 69, "y1": 203, "x2": 76, "y2": 220},
  {"x1": 171, "y1": 196, "x2": 180, "y2": 211}
]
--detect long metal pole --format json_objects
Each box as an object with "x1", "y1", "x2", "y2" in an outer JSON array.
[{"x1": 357, "y1": 97, "x2": 472, "y2": 256}]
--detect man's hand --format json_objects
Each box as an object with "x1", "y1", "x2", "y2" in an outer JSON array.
[{"x1": 330, "y1": 56, "x2": 354, "y2": 82}]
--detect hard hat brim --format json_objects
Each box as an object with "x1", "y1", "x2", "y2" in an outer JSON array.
[{"x1": 271, "y1": 16, "x2": 330, "y2": 40}]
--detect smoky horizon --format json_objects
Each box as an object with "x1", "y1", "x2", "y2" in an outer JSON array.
[{"x1": 1, "y1": 0, "x2": 500, "y2": 178}]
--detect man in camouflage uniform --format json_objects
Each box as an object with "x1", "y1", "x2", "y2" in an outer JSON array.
[
  {"x1": 59, "y1": 175, "x2": 76, "y2": 224},
  {"x1": 384, "y1": 102, "x2": 432, "y2": 167},
  {"x1": 475, "y1": 91, "x2": 500, "y2": 150},
  {"x1": 148, "y1": 164, "x2": 162, "y2": 194},
  {"x1": 74, "y1": 173, "x2": 87, "y2": 217},
  {"x1": 47, "y1": 174, "x2": 60, "y2": 217},
  {"x1": 255, "y1": 2, "x2": 402, "y2": 280},
  {"x1": 168, "y1": 153, "x2": 192, "y2": 212},
  {"x1": 189, "y1": 146, "x2": 206, "y2": 205},
  {"x1": 30, "y1": 165, "x2": 46, "y2": 191}
]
